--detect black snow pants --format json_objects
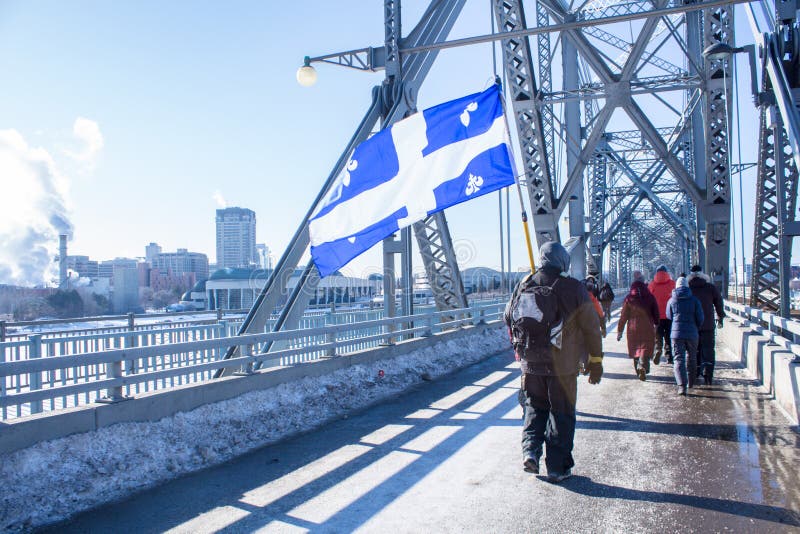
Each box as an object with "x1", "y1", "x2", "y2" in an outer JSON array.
[{"x1": 521, "y1": 373, "x2": 577, "y2": 474}]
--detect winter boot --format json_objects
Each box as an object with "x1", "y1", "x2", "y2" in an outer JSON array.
[
  {"x1": 634, "y1": 358, "x2": 646, "y2": 381},
  {"x1": 523, "y1": 456, "x2": 540, "y2": 474}
]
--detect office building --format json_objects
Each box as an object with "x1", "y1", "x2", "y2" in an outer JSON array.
[
  {"x1": 145, "y1": 243, "x2": 162, "y2": 266},
  {"x1": 99, "y1": 258, "x2": 139, "y2": 282},
  {"x1": 112, "y1": 267, "x2": 140, "y2": 313},
  {"x1": 256, "y1": 244, "x2": 273, "y2": 270},
  {"x1": 216, "y1": 207, "x2": 256, "y2": 269},
  {"x1": 153, "y1": 249, "x2": 209, "y2": 281},
  {"x1": 66, "y1": 256, "x2": 99, "y2": 279}
]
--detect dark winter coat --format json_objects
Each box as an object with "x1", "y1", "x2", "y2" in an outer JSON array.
[
  {"x1": 648, "y1": 271, "x2": 676, "y2": 319},
  {"x1": 618, "y1": 281, "x2": 659, "y2": 359},
  {"x1": 598, "y1": 283, "x2": 615, "y2": 304},
  {"x1": 666, "y1": 286, "x2": 704, "y2": 340},
  {"x1": 687, "y1": 273, "x2": 725, "y2": 332},
  {"x1": 504, "y1": 266, "x2": 603, "y2": 376}
]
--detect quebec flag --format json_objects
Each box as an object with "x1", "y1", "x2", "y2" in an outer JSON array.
[{"x1": 309, "y1": 84, "x2": 516, "y2": 277}]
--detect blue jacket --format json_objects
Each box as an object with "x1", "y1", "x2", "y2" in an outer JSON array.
[{"x1": 665, "y1": 286, "x2": 704, "y2": 340}]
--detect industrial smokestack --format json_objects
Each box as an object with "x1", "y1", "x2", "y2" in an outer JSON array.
[{"x1": 59, "y1": 234, "x2": 68, "y2": 288}]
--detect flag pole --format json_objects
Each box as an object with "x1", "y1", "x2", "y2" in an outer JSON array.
[
  {"x1": 514, "y1": 176, "x2": 537, "y2": 273},
  {"x1": 496, "y1": 76, "x2": 537, "y2": 275}
]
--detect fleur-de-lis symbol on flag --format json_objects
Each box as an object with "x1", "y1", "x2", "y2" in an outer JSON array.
[
  {"x1": 466, "y1": 173, "x2": 484, "y2": 195},
  {"x1": 343, "y1": 159, "x2": 358, "y2": 186},
  {"x1": 460, "y1": 101, "x2": 479, "y2": 127}
]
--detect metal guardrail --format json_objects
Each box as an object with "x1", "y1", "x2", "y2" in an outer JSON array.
[
  {"x1": 724, "y1": 301, "x2": 800, "y2": 359},
  {"x1": 0, "y1": 302, "x2": 505, "y2": 421}
]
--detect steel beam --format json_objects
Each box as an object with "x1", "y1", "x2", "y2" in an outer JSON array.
[
  {"x1": 699, "y1": 3, "x2": 734, "y2": 294},
  {"x1": 494, "y1": 0, "x2": 560, "y2": 245}
]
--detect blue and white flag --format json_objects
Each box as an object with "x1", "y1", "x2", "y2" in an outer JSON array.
[{"x1": 309, "y1": 84, "x2": 516, "y2": 277}]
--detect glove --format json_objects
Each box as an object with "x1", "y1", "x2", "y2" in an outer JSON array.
[
  {"x1": 601, "y1": 324, "x2": 607, "y2": 337},
  {"x1": 580, "y1": 361, "x2": 589, "y2": 375},
  {"x1": 616, "y1": 331, "x2": 623, "y2": 342},
  {"x1": 587, "y1": 354, "x2": 603, "y2": 384},
  {"x1": 716, "y1": 317, "x2": 724, "y2": 329}
]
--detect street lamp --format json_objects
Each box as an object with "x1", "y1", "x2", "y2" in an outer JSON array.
[
  {"x1": 296, "y1": 56, "x2": 318, "y2": 87},
  {"x1": 702, "y1": 43, "x2": 759, "y2": 103}
]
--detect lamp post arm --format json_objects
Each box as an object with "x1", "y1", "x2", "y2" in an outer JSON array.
[
  {"x1": 307, "y1": 46, "x2": 387, "y2": 72},
  {"x1": 739, "y1": 44, "x2": 760, "y2": 104}
]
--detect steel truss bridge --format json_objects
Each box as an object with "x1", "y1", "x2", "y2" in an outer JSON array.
[{"x1": 222, "y1": 0, "x2": 800, "y2": 370}]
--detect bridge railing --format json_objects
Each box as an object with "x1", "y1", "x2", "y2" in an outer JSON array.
[
  {"x1": 723, "y1": 301, "x2": 800, "y2": 357},
  {"x1": 0, "y1": 301, "x2": 505, "y2": 421}
]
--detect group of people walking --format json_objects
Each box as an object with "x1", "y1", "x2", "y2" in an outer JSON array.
[
  {"x1": 616, "y1": 265, "x2": 725, "y2": 394},
  {"x1": 504, "y1": 244, "x2": 727, "y2": 484}
]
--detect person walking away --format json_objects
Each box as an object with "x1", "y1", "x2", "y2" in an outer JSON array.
[
  {"x1": 666, "y1": 277, "x2": 704, "y2": 395},
  {"x1": 584, "y1": 278, "x2": 606, "y2": 337},
  {"x1": 648, "y1": 265, "x2": 676, "y2": 365},
  {"x1": 616, "y1": 279, "x2": 659, "y2": 381},
  {"x1": 598, "y1": 282, "x2": 615, "y2": 325},
  {"x1": 687, "y1": 265, "x2": 726, "y2": 385},
  {"x1": 504, "y1": 241, "x2": 603, "y2": 483},
  {"x1": 584, "y1": 276, "x2": 601, "y2": 299}
]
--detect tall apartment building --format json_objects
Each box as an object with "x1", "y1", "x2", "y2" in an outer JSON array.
[
  {"x1": 216, "y1": 207, "x2": 256, "y2": 269},
  {"x1": 153, "y1": 249, "x2": 209, "y2": 280}
]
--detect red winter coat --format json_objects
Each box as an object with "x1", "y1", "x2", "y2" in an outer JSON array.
[
  {"x1": 618, "y1": 281, "x2": 659, "y2": 359},
  {"x1": 648, "y1": 271, "x2": 676, "y2": 319}
]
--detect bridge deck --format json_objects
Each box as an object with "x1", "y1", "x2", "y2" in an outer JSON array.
[{"x1": 47, "y1": 316, "x2": 800, "y2": 533}]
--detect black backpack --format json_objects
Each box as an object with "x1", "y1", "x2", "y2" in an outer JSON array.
[
  {"x1": 506, "y1": 276, "x2": 563, "y2": 362},
  {"x1": 599, "y1": 285, "x2": 614, "y2": 302}
]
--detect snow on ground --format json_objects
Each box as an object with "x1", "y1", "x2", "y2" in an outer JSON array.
[{"x1": 0, "y1": 325, "x2": 508, "y2": 532}]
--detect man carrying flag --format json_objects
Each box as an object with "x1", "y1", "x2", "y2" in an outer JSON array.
[{"x1": 309, "y1": 83, "x2": 516, "y2": 276}]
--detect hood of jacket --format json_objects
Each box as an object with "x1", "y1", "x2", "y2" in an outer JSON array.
[
  {"x1": 652, "y1": 271, "x2": 673, "y2": 285},
  {"x1": 673, "y1": 285, "x2": 693, "y2": 299},
  {"x1": 688, "y1": 272, "x2": 710, "y2": 285},
  {"x1": 539, "y1": 241, "x2": 570, "y2": 273}
]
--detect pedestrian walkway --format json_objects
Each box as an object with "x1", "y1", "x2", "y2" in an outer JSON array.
[{"x1": 47, "y1": 313, "x2": 800, "y2": 533}]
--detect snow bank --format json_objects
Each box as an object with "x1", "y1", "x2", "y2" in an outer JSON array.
[{"x1": 1, "y1": 325, "x2": 508, "y2": 532}]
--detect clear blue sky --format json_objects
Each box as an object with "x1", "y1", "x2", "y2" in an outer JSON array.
[{"x1": 0, "y1": 1, "x2": 764, "y2": 286}]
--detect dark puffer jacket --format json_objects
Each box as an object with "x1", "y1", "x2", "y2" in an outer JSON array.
[
  {"x1": 504, "y1": 244, "x2": 602, "y2": 376},
  {"x1": 666, "y1": 286, "x2": 704, "y2": 339},
  {"x1": 687, "y1": 274, "x2": 725, "y2": 332}
]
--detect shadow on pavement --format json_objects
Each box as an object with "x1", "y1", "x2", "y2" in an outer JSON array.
[
  {"x1": 577, "y1": 411, "x2": 800, "y2": 447},
  {"x1": 557, "y1": 475, "x2": 800, "y2": 527},
  {"x1": 599, "y1": 372, "x2": 674, "y2": 384}
]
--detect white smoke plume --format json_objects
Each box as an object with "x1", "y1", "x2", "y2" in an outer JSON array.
[
  {"x1": 64, "y1": 117, "x2": 104, "y2": 165},
  {"x1": 0, "y1": 130, "x2": 73, "y2": 287},
  {"x1": 66, "y1": 269, "x2": 92, "y2": 287},
  {"x1": 212, "y1": 190, "x2": 227, "y2": 208}
]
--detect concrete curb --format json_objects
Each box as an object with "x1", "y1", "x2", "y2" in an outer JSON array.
[
  {"x1": 718, "y1": 316, "x2": 800, "y2": 426},
  {"x1": 0, "y1": 322, "x2": 505, "y2": 455}
]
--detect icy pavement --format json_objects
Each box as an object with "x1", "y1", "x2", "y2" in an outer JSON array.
[
  {"x1": 1, "y1": 325, "x2": 508, "y2": 532},
  {"x1": 10, "y1": 311, "x2": 800, "y2": 533}
]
